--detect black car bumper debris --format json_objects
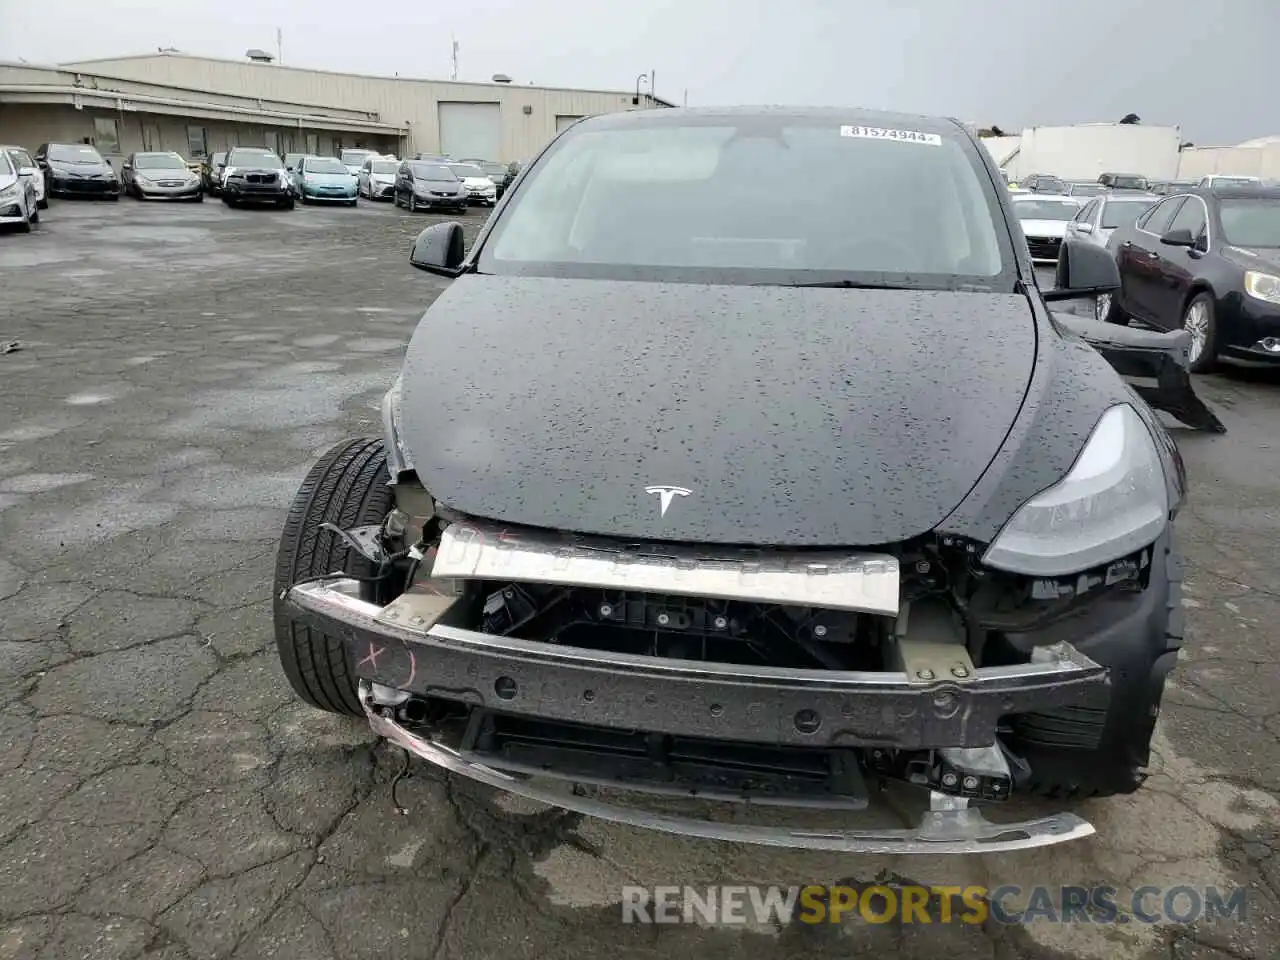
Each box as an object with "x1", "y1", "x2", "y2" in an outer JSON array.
[{"x1": 284, "y1": 520, "x2": 1118, "y2": 853}]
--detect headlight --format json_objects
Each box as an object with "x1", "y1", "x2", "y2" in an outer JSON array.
[
  {"x1": 0, "y1": 183, "x2": 20, "y2": 201},
  {"x1": 381, "y1": 374, "x2": 414, "y2": 476},
  {"x1": 1244, "y1": 271, "x2": 1280, "y2": 306},
  {"x1": 982, "y1": 404, "x2": 1168, "y2": 577}
]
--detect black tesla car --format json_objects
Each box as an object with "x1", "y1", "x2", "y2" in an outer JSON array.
[
  {"x1": 271, "y1": 106, "x2": 1211, "y2": 856},
  {"x1": 1100, "y1": 185, "x2": 1280, "y2": 370}
]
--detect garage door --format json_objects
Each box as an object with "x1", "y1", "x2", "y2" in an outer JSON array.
[
  {"x1": 438, "y1": 102, "x2": 502, "y2": 160},
  {"x1": 556, "y1": 115, "x2": 585, "y2": 133}
]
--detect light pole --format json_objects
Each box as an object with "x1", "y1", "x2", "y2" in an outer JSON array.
[{"x1": 633, "y1": 73, "x2": 648, "y2": 107}]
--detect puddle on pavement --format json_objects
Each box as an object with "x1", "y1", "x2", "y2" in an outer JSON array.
[{"x1": 344, "y1": 338, "x2": 406, "y2": 353}]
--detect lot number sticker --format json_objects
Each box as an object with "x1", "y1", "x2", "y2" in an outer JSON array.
[{"x1": 840, "y1": 125, "x2": 941, "y2": 146}]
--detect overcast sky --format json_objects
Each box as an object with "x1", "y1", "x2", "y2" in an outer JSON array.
[{"x1": 4, "y1": 0, "x2": 1274, "y2": 144}]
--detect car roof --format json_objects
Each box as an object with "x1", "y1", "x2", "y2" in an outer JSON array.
[
  {"x1": 1012, "y1": 193, "x2": 1076, "y2": 201},
  {"x1": 1100, "y1": 193, "x2": 1160, "y2": 202},
  {"x1": 134, "y1": 151, "x2": 181, "y2": 157},
  {"x1": 1188, "y1": 184, "x2": 1280, "y2": 200},
  {"x1": 578, "y1": 105, "x2": 969, "y2": 136}
]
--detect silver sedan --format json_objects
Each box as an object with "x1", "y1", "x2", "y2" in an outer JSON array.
[{"x1": 0, "y1": 148, "x2": 39, "y2": 232}]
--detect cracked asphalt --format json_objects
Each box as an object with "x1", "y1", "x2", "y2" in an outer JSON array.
[{"x1": 0, "y1": 198, "x2": 1278, "y2": 960}]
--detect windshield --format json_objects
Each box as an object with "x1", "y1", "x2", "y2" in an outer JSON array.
[
  {"x1": 1219, "y1": 198, "x2": 1280, "y2": 247},
  {"x1": 1109, "y1": 176, "x2": 1149, "y2": 190},
  {"x1": 1068, "y1": 184, "x2": 1103, "y2": 196},
  {"x1": 1211, "y1": 177, "x2": 1259, "y2": 187},
  {"x1": 229, "y1": 149, "x2": 281, "y2": 166},
  {"x1": 341, "y1": 150, "x2": 374, "y2": 164},
  {"x1": 48, "y1": 144, "x2": 104, "y2": 164},
  {"x1": 411, "y1": 163, "x2": 456, "y2": 180},
  {"x1": 371, "y1": 161, "x2": 398, "y2": 174},
  {"x1": 481, "y1": 117, "x2": 1010, "y2": 288},
  {"x1": 451, "y1": 164, "x2": 486, "y2": 178},
  {"x1": 305, "y1": 158, "x2": 348, "y2": 174},
  {"x1": 135, "y1": 153, "x2": 186, "y2": 170},
  {"x1": 1101, "y1": 198, "x2": 1156, "y2": 229},
  {"x1": 0, "y1": 152, "x2": 13, "y2": 177},
  {"x1": 480, "y1": 163, "x2": 507, "y2": 176},
  {"x1": 1013, "y1": 198, "x2": 1079, "y2": 221},
  {"x1": 212, "y1": 152, "x2": 226, "y2": 165},
  {"x1": 7, "y1": 148, "x2": 33, "y2": 168}
]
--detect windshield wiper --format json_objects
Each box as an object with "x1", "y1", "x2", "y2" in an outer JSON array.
[{"x1": 762, "y1": 279, "x2": 917, "y2": 290}]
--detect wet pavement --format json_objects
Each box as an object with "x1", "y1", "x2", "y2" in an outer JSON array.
[{"x1": 0, "y1": 199, "x2": 1278, "y2": 960}]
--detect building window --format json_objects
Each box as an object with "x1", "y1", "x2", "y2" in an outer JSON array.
[
  {"x1": 93, "y1": 116, "x2": 120, "y2": 154},
  {"x1": 305, "y1": 132, "x2": 318, "y2": 154},
  {"x1": 187, "y1": 125, "x2": 208, "y2": 158}
]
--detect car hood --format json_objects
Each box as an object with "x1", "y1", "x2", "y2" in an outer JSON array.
[
  {"x1": 135, "y1": 169, "x2": 191, "y2": 179},
  {"x1": 302, "y1": 172, "x2": 355, "y2": 185},
  {"x1": 398, "y1": 277, "x2": 1037, "y2": 546},
  {"x1": 1018, "y1": 219, "x2": 1070, "y2": 238},
  {"x1": 1224, "y1": 245, "x2": 1280, "y2": 271},
  {"x1": 47, "y1": 160, "x2": 113, "y2": 177},
  {"x1": 417, "y1": 180, "x2": 463, "y2": 191}
]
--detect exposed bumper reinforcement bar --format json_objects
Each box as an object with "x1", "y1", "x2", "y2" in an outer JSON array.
[
  {"x1": 286, "y1": 577, "x2": 1109, "y2": 751},
  {"x1": 363, "y1": 682, "x2": 1096, "y2": 854}
]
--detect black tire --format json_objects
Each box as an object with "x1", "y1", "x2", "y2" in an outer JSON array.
[
  {"x1": 348, "y1": 199, "x2": 357, "y2": 207},
  {"x1": 1182, "y1": 291, "x2": 1218, "y2": 374},
  {"x1": 193, "y1": 193, "x2": 203, "y2": 203},
  {"x1": 280, "y1": 198, "x2": 295, "y2": 210},
  {"x1": 273, "y1": 438, "x2": 395, "y2": 716},
  {"x1": 29, "y1": 205, "x2": 39, "y2": 224},
  {"x1": 109, "y1": 193, "x2": 120, "y2": 202},
  {"x1": 408, "y1": 194, "x2": 417, "y2": 212},
  {"x1": 17, "y1": 212, "x2": 31, "y2": 233},
  {"x1": 1013, "y1": 533, "x2": 1182, "y2": 799},
  {"x1": 222, "y1": 196, "x2": 236, "y2": 207},
  {"x1": 37, "y1": 198, "x2": 48, "y2": 209}
]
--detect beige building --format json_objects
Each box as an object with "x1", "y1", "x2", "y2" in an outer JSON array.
[{"x1": 0, "y1": 51, "x2": 671, "y2": 170}]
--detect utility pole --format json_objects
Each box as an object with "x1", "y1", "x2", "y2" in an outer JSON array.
[
  {"x1": 451, "y1": 36, "x2": 459, "y2": 81},
  {"x1": 276, "y1": 28, "x2": 283, "y2": 65},
  {"x1": 683, "y1": 89, "x2": 687, "y2": 108},
  {"x1": 650, "y1": 69, "x2": 655, "y2": 103}
]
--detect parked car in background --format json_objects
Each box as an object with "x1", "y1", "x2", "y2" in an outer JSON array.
[
  {"x1": 35, "y1": 142, "x2": 120, "y2": 200},
  {"x1": 1065, "y1": 193, "x2": 1158, "y2": 248},
  {"x1": 1101, "y1": 185, "x2": 1280, "y2": 371},
  {"x1": 476, "y1": 160, "x2": 515, "y2": 198},
  {"x1": 1197, "y1": 174, "x2": 1263, "y2": 190},
  {"x1": 122, "y1": 151, "x2": 203, "y2": 201},
  {"x1": 394, "y1": 160, "x2": 467, "y2": 212},
  {"x1": 220, "y1": 147, "x2": 293, "y2": 209},
  {"x1": 0, "y1": 148, "x2": 39, "y2": 232},
  {"x1": 1098, "y1": 172, "x2": 1150, "y2": 191},
  {"x1": 1150, "y1": 180, "x2": 1198, "y2": 196},
  {"x1": 1010, "y1": 194, "x2": 1081, "y2": 262},
  {"x1": 1018, "y1": 173, "x2": 1068, "y2": 194},
  {"x1": 293, "y1": 155, "x2": 359, "y2": 205},
  {"x1": 447, "y1": 162, "x2": 498, "y2": 206},
  {"x1": 1065, "y1": 182, "x2": 1105, "y2": 200},
  {"x1": 358, "y1": 157, "x2": 399, "y2": 200},
  {"x1": 1, "y1": 145, "x2": 45, "y2": 209},
  {"x1": 412, "y1": 153, "x2": 452, "y2": 162},
  {"x1": 202, "y1": 152, "x2": 227, "y2": 195},
  {"x1": 340, "y1": 148, "x2": 379, "y2": 177}
]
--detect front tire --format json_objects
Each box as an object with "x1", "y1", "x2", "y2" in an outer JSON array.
[
  {"x1": 1183, "y1": 292, "x2": 1218, "y2": 373},
  {"x1": 37, "y1": 198, "x2": 48, "y2": 210},
  {"x1": 273, "y1": 438, "x2": 395, "y2": 716},
  {"x1": 280, "y1": 197, "x2": 295, "y2": 210}
]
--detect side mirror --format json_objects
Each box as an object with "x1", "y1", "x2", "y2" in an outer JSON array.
[
  {"x1": 1160, "y1": 227, "x2": 1195, "y2": 247},
  {"x1": 409, "y1": 222, "x2": 466, "y2": 277},
  {"x1": 1045, "y1": 238, "x2": 1121, "y2": 301},
  {"x1": 121, "y1": 163, "x2": 132, "y2": 172},
  {"x1": 18, "y1": 166, "x2": 38, "y2": 178},
  {"x1": 1075, "y1": 222, "x2": 1094, "y2": 234}
]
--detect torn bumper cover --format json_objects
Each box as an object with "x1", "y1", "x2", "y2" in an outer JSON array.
[
  {"x1": 1055, "y1": 312, "x2": 1227, "y2": 434},
  {"x1": 283, "y1": 574, "x2": 1107, "y2": 853}
]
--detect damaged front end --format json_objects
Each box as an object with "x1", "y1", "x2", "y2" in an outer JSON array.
[{"x1": 280, "y1": 502, "x2": 1179, "y2": 854}]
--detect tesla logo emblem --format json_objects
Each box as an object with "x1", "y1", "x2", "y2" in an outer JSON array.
[{"x1": 644, "y1": 485, "x2": 691, "y2": 517}]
